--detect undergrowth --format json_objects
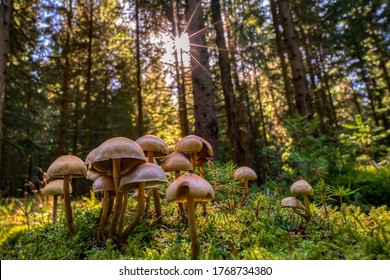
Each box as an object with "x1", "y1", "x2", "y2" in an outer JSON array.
[{"x1": 1, "y1": 163, "x2": 389, "y2": 260}]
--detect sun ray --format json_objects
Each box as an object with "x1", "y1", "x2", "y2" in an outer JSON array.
[
  {"x1": 188, "y1": 20, "x2": 222, "y2": 39},
  {"x1": 186, "y1": 50, "x2": 212, "y2": 77},
  {"x1": 189, "y1": 43, "x2": 232, "y2": 53},
  {"x1": 182, "y1": 0, "x2": 201, "y2": 36}
]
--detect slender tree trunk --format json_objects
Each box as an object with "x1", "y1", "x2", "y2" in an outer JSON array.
[
  {"x1": 269, "y1": 0, "x2": 294, "y2": 116},
  {"x1": 84, "y1": 0, "x2": 93, "y2": 149},
  {"x1": 277, "y1": 0, "x2": 311, "y2": 117},
  {"x1": 72, "y1": 80, "x2": 81, "y2": 154},
  {"x1": 58, "y1": 0, "x2": 73, "y2": 154},
  {"x1": 135, "y1": 0, "x2": 144, "y2": 137},
  {"x1": 212, "y1": 0, "x2": 248, "y2": 165},
  {"x1": 0, "y1": 0, "x2": 12, "y2": 172},
  {"x1": 172, "y1": 0, "x2": 189, "y2": 137},
  {"x1": 185, "y1": 0, "x2": 219, "y2": 158}
]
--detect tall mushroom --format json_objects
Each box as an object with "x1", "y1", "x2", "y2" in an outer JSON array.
[
  {"x1": 166, "y1": 173, "x2": 215, "y2": 259},
  {"x1": 92, "y1": 175, "x2": 115, "y2": 242},
  {"x1": 161, "y1": 152, "x2": 193, "y2": 216},
  {"x1": 290, "y1": 180, "x2": 314, "y2": 218},
  {"x1": 91, "y1": 137, "x2": 146, "y2": 239},
  {"x1": 234, "y1": 166, "x2": 257, "y2": 205},
  {"x1": 118, "y1": 163, "x2": 167, "y2": 246},
  {"x1": 42, "y1": 179, "x2": 72, "y2": 223},
  {"x1": 135, "y1": 135, "x2": 169, "y2": 223},
  {"x1": 47, "y1": 155, "x2": 87, "y2": 235}
]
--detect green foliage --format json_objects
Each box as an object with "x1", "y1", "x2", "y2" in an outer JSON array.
[
  {"x1": 339, "y1": 115, "x2": 389, "y2": 164},
  {"x1": 281, "y1": 115, "x2": 339, "y2": 182},
  {"x1": 1, "y1": 186, "x2": 389, "y2": 260}
]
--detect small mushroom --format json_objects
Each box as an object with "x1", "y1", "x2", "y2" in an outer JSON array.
[
  {"x1": 47, "y1": 155, "x2": 87, "y2": 235},
  {"x1": 118, "y1": 163, "x2": 167, "y2": 246},
  {"x1": 281, "y1": 196, "x2": 309, "y2": 221},
  {"x1": 290, "y1": 180, "x2": 314, "y2": 218},
  {"x1": 161, "y1": 152, "x2": 193, "y2": 216},
  {"x1": 92, "y1": 176, "x2": 115, "y2": 242},
  {"x1": 42, "y1": 179, "x2": 73, "y2": 223},
  {"x1": 135, "y1": 135, "x2": 169, "y2": 223},
  {"x1": 234, "y1": 166, "x2": 257, "y2": 205},
  {"x1": 174, "y1": 135, "x2": 213, "y2": 171},
  {"x1": 166, "y1": 173, "x2": 214, "y2": 260}
]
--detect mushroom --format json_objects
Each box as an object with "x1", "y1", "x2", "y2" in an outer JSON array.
[
  {"x1": 91, "y1": 137, "x2": 146, "y2": 239},
  {"x1": 135, "y1": 135, "x2": 169, "y2": 223},
  {"x1": 166, "y1": 173, "x2": 214, "y2": 259},
  {"x1": 47, "y1": 155, "x2": 87, "y2": 235},
  {"x1": 234, "y1": 166, "x2": 257, "y2": 205},
  {"x1": 42, "y1": 179, "x2": 73, "y2": 223},
  {"x1": 196, "y1": 157, "x2": 214, "y2": 216},
  {"x1": 161, "y1": 152, "x2": 193, "y2": 216},
  {"x1": 174, "y1": 135, "x2": 213, "y2": 171},
  {"x1": 290, "y1": 179, "x2": 314, "y2": 218},
  {"x1": 118, "y1": 163, "x2": 168, "y2": 246},
  {"x1": 281, "y1": 196, "x2": 309, "y2": 221},
  {"x1": 92, "y1": 175, "x2": 115, "y2": 242}
]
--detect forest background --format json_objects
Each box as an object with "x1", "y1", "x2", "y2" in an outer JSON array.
[{"x1": 0, "y1": 0, "x2": 389, "y2": 203}]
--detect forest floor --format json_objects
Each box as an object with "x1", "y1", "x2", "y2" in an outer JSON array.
[{"x1": 1, "y1": 179, "x2": 389, "y2": 260}]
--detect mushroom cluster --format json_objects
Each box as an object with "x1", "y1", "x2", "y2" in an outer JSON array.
[
  {"x1": 42, "y1": 134, "x2": 228, "y2": 259},
  {"x1": 281, "y1": 179, "x2": 314, "y2": 221}
]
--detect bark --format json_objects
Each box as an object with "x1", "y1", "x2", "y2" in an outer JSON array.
[
  {"x1": 211, "y1": 0, "x2": 248, "y2": 165},
  {"x1": 185, "y1": 0, "x2": 219, "y2": 159},
  {"x1": 136, "y1": 0, "x2": 144, "y2": 136},
  {"x1": 84, "y1": 0, "x2": 93, "y2": 148},
  {"x1": 277, "y1": 0, "x2": 311, "y2": 117},
  {"x1": 58, "y1": 0, "x2": 73, "y2": 154},
  {"x1": 270, "y1": 0, "x2": 294, "y2": 116},
  {"x1": 171, "y1": 0, "x2": 189, "y2": 137},
  {"x1": 0, "y1": 0, "x2": 12, "y2": 171}
]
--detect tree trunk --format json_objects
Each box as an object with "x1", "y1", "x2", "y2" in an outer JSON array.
[
  {"x1": 171, "y1": 0, "x2": 190, "y2": 137},
  {"x1": 185, "y1": 0, "x2": 219, "y2": 158},
  {"x1": 269, "y1": 0, "x2": 294, "y2": 116},
  {"x1": 84, "y1": 0, "x2": 93, "y2": 149},
  {"x1": 136, "y1": 0, "x2": 144, "y2": 137},
  {"x1": 277, "y1": 0, "x2": 311, "y2": 117},
  {"x1": 58, "y1": 0, "x2": 73, "y2": 154},
  {"x1": 0, "y1": 0, "x2": 12, "y2": 172}
]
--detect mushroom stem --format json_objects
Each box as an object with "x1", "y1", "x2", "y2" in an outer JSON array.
[
  {"x1": 152, "y1": 188, "x2": 163, "y2": 223},
  {"x1": 240, "y1": 179, "x2": 249, "y2": 205},
  {"x1": 109, "y1": 158, "x2": 122, "y2": 239},
  {"x1": 63, "y1": 175, "x2": 76, "y2": 235},
  {"x1": 146, "y1": 151, "x2": 162, "y2": 223},
  {"x1": 302, "y1": 194, "x2": 312, "y2": 218},
  {"x1": 119, "y1": 182, "x2": 146, "y2": 247},
  {"x1": 187, "y1": 193, "x2": 199, "y2": 260},
  {"x1": 190, "y1": 153, "x2": 197, "y2": 173},
  {"x1": 292, "y1": 208, "x2": 309, "y2": 221},
  {"x1": 175, "y1": 171, "x2": 186, "y2": 218},
  {"x1": 118, "y1": 192, "x2": 129, "y2": 230},
  {"x1": 98, "y1": 190, "x2": 111, "y2": 242},
  {"x1": 52, "y1": 195, "x2": 58, "y2": 223}
]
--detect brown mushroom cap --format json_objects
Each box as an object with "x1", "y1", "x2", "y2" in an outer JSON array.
[
  {"x1": 281, "y1": 197, "x2": 305, "y2": 209},
  {"x1": 118, "y1": 163, "x2": 168, "y2": 192},
  {"x1": 92, "y1": 137, "x2": 146, "y2": 173},
  {"x1": 92, "y1": 176, "x2": 115, "y2": 193},
  {"x1": 42, "y1": 180, "x2": 72, "y2": 196},
  {"x1": 135, "y1": 135, "x2": 169, "y2": 158},
  {"x1": 234, "y1": 166, "x2": 257, "y2": 181},
  {"x1": 166, "y1": 173, "x2": 215, "y2": 203},
  {"x1": 175, "y1": 135, "x2": 213, "y2": 158},
  {"x1": 197, "y1": 157, "x2": 214, "y2": 167},
  {"x1": 47, "y1": 155, "x2": 87, "y2": 179},
  {"x1": 86, "y1": 170, "x2": 101, "y2": 181},
  {"x1": 161, "y1": 152, "x2": 193, "y2": 172},
  {"x1": 290, "y1": 179, "x2": 314, "y2": 195}
]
